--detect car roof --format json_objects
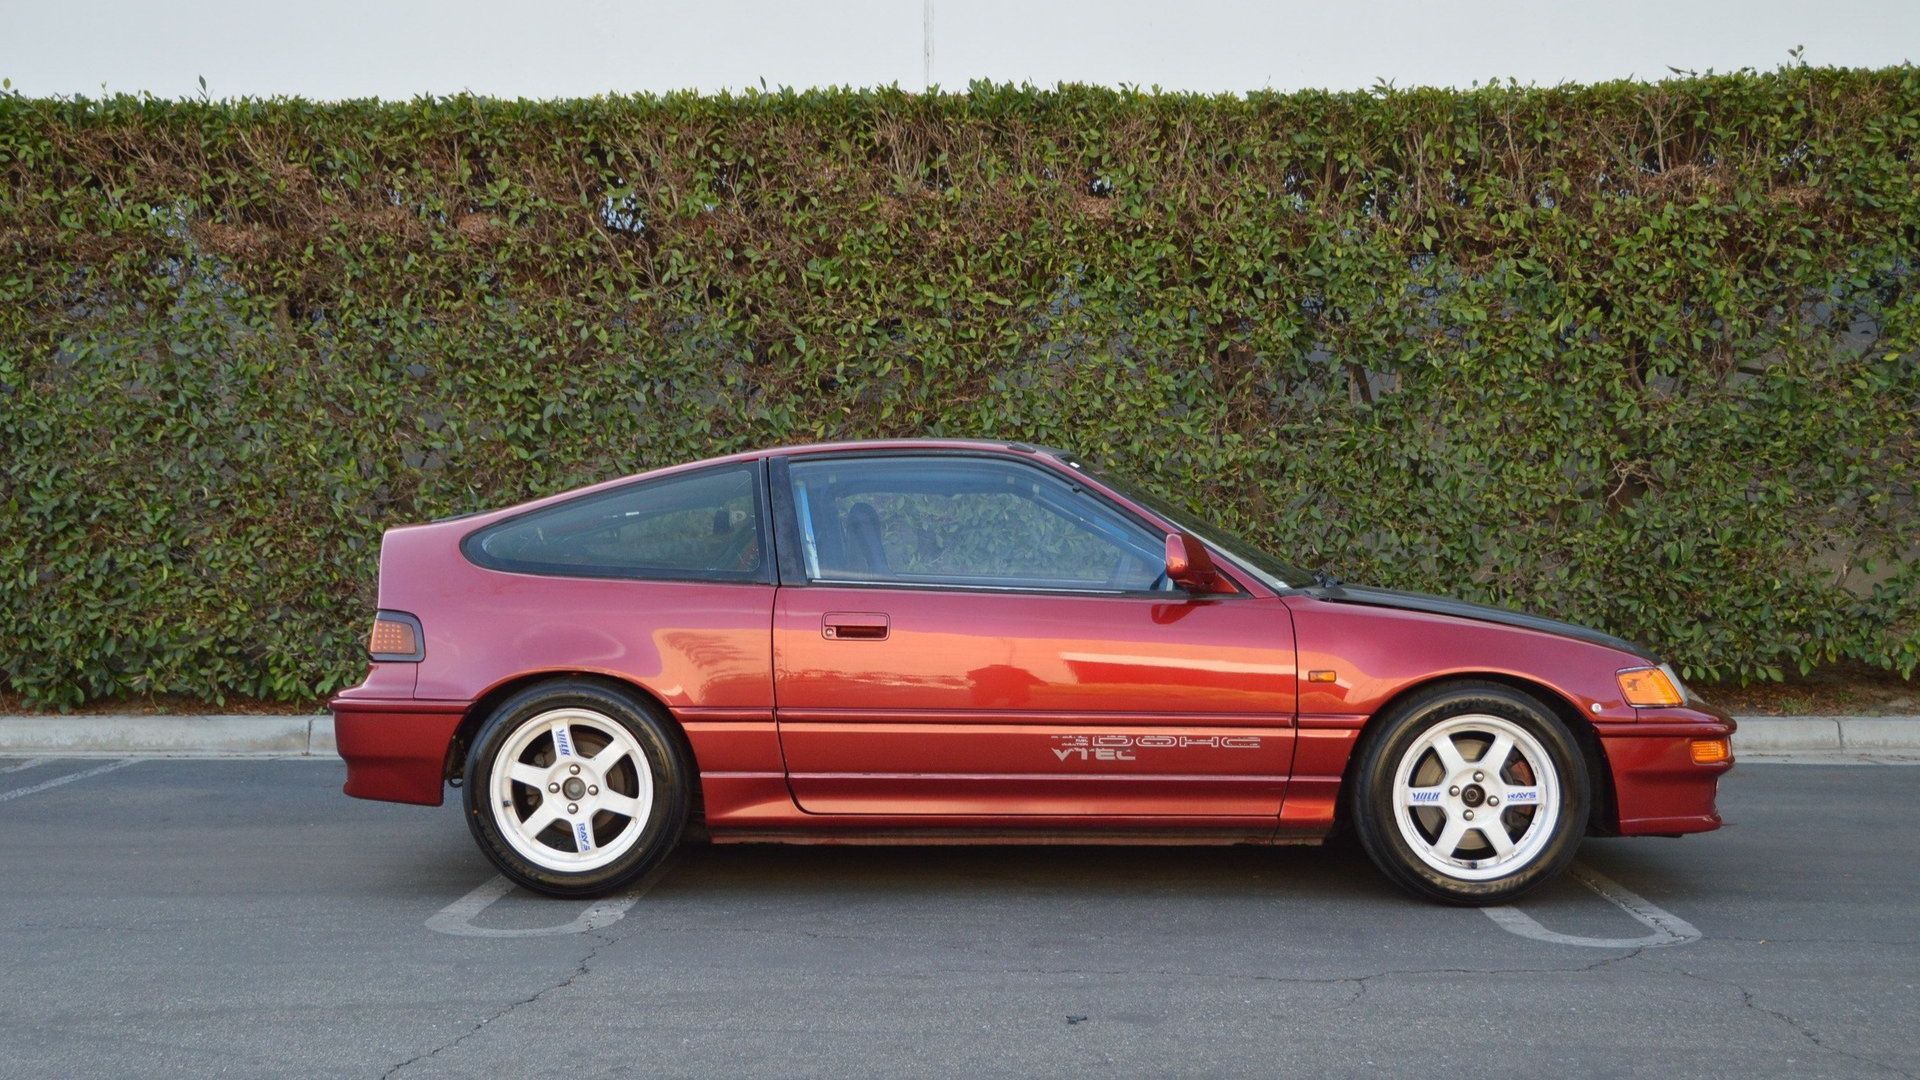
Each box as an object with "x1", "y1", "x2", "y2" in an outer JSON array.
[
  {"x1": 764, "y1": 437, "x2": 1054, "y2": 459},
  {"x1": 689, "y1": 437, "x2": 1064, "y2": 471},
  {"x1": 476, "y1": 439, "x2": 1067, "y2": 521}
]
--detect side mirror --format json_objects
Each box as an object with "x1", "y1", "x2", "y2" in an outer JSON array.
[{"x1": 1164, "y1": 532, "x2": 1221, "y2": 593}]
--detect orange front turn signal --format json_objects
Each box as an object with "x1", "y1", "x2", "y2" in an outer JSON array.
[
  {"x1": 1617, "y1": 666, "x2": 1684, "y2": 707},
  {"x1": 368, "y1": 611, "x2": 424, "y2": 661},
  {"x1": 1690, "y1": 738, "x2": 1731, "y2": 764}
]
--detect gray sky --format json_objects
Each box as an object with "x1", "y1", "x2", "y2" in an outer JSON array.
[{"x1": 2, "y1": 0, "x2": 1914, "y2": 99}]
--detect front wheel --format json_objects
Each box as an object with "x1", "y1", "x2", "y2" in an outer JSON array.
[
  {"x1": 462, "y1": 680, "x2": 692, "y2": 898},
  {"x1": 1350, "y1": 682, "x2": 1588, "y2": 905}
]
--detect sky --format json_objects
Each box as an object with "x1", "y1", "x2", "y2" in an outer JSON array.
[{"x1": 1, "y1": 0, "x2": 1915, "y2": 100}]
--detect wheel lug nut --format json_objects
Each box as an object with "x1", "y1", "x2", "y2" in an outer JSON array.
[
  {"x1": 569, "y1": 765, "x2": 581, "y2": 775},
  {"x1": 547, "y1": 783, "x2": 559, "y2": 793},
  {"x1": 1489, "y1": 796, "x2": 1500, "y2": 806},
  {"x1": 567, "y1": 803, "x2": 578, "y2": 814},
  {"x1": 1463, "y1": 809, "x2": 1475, "y2": 820},
  {"x1": 1448, "y1": 786, "x2": 1460, "y2": 796},
  {"x1": 588, "y1": 785, "x2": 598, "y2": 795},
  {"x1": 1473, "y1": 771, "x2": 1484, "y2": 782}
]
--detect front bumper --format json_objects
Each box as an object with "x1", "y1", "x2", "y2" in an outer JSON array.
[
  {"x1": 1595, "y1": 707, "x2": 1736, "y2": 835},
  {"x1": 330, "y1": 691, "x2": 466, "y2": 806}
]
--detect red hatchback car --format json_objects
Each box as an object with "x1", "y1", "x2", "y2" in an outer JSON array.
[{"x1": 332, "y1": 439, "x2": 1734, "y2": 904}]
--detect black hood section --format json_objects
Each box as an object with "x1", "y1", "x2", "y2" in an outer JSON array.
[{"x1": 1306, "y1": 584, "x2": 1658, "y2": 662}]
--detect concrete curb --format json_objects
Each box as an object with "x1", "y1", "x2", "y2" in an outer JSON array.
[
  {"x1": 1731, "y1": 715, "x2": 1919, "y2": 752},
  {"x1": 0, "y1": 712, "x2": 1915, "y2": 757},
  {"x1": 0, "y1": 715, "x2": 336, "y2": 757}
]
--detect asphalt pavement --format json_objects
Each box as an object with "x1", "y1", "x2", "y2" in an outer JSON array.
[{"x1": 0, "y1": 757, "x2": 1914, "y2": 1079}]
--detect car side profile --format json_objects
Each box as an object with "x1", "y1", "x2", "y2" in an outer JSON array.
[{"x1": 331, "y1": 439, "x2": 1734, "y2": 904}]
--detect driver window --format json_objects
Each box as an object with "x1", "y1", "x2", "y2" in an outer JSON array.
[{"x1": 787, "y1": 456, "x2": 1164, "y2": 591}]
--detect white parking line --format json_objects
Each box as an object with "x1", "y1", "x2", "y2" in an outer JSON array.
[
  {"x1": 0, "y1": 758, "x2": 51, "y2": 774},
  {"x1": 1482, "y1": 864, "x2": 1701, "y2": 948},
  {"x1": 426, "y1": 866, "x2": 667, "y2": 938},
  {"x1": 0, "y1": 759, "x2": 137, "y2": 804}
]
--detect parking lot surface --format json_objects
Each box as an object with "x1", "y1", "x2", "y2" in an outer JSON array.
[{"x1": 1, "y1": 758, "x2": 1914, "y2": 1079}]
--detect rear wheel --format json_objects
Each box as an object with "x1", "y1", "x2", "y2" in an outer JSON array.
[
  {"x1": 1351, "y1": 682, "x2": 1587, "y2": 905},
  {"x1": 462, "y1": 680, "x2": 691, "y2": 898}
]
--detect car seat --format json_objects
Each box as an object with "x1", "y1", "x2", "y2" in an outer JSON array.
[{"x1": 841, "y1": 502, "x2": 888, "y2": 575}]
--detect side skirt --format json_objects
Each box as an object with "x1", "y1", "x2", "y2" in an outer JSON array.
[{"x1": 708, "y1": 828, "x2": 1326, "y2": 846}]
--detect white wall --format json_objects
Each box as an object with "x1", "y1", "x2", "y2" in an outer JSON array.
[{"x1": 2, "y1": 0, "x2": 1914, "y2": 100}]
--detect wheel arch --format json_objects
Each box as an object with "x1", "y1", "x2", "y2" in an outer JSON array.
[
  {"x1": 445, "y1": 670, "x2": 705, "y2": 825},
  {"x1": 1330, "y1": 671, "x2": 1618, "y2": 838}
]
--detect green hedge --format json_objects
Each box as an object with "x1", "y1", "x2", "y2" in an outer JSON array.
[{"x1": 3, "y1": 70, "x2": 1917, "y2": 707}]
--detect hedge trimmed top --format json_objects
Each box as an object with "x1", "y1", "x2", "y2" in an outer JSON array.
[{"x1": 1, "y1": 69, "x2": 1916, "y2": 707}]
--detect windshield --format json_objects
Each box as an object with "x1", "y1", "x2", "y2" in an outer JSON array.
[{"x1": 1059, "y1": 455, "x2": 1314, "y2": 591}]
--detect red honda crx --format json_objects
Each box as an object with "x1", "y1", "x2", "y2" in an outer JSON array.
[{"x1": 332, "y1": 439, "x2": 1733, "y2": 904}]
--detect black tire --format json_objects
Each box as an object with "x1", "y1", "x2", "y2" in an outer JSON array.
[
  {"x1": 1349, "y1": 681, "x2": 1588, "y2": 905},
  {"x1": 462, "y1": 679, "x2": 692, "y2": 898}
]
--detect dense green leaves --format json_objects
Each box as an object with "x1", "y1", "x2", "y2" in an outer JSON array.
[{"x1": 2, "y1": 71, "x2": 1917, "y2": 707}]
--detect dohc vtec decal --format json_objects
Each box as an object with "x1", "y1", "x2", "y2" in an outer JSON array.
[{"x1": 1052, "y1": 734, "x2": 1262, "y2": 762}]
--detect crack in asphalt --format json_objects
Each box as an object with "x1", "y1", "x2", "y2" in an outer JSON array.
[
  {"x1": 380, "y1": 941, "x2": 1660, "y2": 1065},
  {"x1": 1673, "y1": 969, "x2": 1917, "y2": 1079},
  {"x1": 374, "y1": 915, "x2": 1657, "y2": 1075},
  {"x1": 964, "y1": 946, "x2": 1655, "y2": 1010},
  {"x1": 638, "y1": 922, "x2": 879, "y2": 943},
  {"x1": 1708, "y1": 934, "x2": 1920, "y2": 949},
  {"x1": 381, "y1": 924, "x2": 620, "y2": 1080},
  {"x1": 379, "y1": 854, "x2": 686, "y2": 1080},
  {"x1": 383, "y1": 858, "x2": 684, "y2": 1076},
  {"x1": 987, "y1": 949, "x2": 1650, "y2": 984}
]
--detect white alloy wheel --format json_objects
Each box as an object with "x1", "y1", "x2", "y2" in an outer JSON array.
[
  {"x1": 489, "y1": 707, "x2": 655, "y2": 874},
  {"x1": 1390, "y1": 713, "x2": 1561, "y2": 881}
]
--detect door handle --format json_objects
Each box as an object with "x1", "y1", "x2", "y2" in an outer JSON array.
[{"x1": 822, "y1": 612, "x2": 889, "y2": 640}]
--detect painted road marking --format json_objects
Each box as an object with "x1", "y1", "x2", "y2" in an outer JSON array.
[
  {"x1": 426, "y1": 865, "x2": 668, "y2": 938},
  {"x1": 0, "y1": 758, "x2": 52, "y2": 774},
  {"x1": 1483, "y1": 864, "x2": 1701, "y2": 948},
  {"x1": 0, "y1": 759, "x2": 137, "y2": 804}
]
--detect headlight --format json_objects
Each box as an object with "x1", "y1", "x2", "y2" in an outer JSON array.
[{"x1": 1663, "y1": 663, "x2": 1705, "y2": 706}]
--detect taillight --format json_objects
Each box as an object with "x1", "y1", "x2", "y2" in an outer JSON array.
[{"x1": 368, "y1": 611, "x2": 425, "y2": 662}]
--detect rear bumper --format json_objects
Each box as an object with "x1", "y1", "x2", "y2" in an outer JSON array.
[
  {"x1": 1596, "y1": 711, "x2": 1736, "y2": 836},
  {"x1": 329, "y1": 694, "x2": 466, "y2": 806}
]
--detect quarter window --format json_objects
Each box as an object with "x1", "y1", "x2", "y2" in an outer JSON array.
[
  {"x1": 465, "y1": 464, "x2": 764, "y2": 581},
  {"x1": 786, "y1": 456, "x2": 1166, "y2": 592}
]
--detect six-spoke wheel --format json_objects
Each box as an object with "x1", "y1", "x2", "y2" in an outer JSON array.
[
  {"x1": 463, "y1": 679, "x2": 691, "y2": 897},
  {"x1": 1390, "y1": 714, "x2": 1560, "y2": 880},
  {"x1": 1352, "y1": 681, "x2": 1588, "y2": 904},
  {"x1": 489, "y1": 707, "x2": 655, "y2": 873}
]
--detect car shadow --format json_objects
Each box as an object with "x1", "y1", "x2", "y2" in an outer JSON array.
[{"x1": 650, "y1": 838, "x2": 1408, "y2": 906}]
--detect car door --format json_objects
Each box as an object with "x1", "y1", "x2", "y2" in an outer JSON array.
[{"x1": 770, "y1": 451, "x2": 1297, "y2": 820}]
